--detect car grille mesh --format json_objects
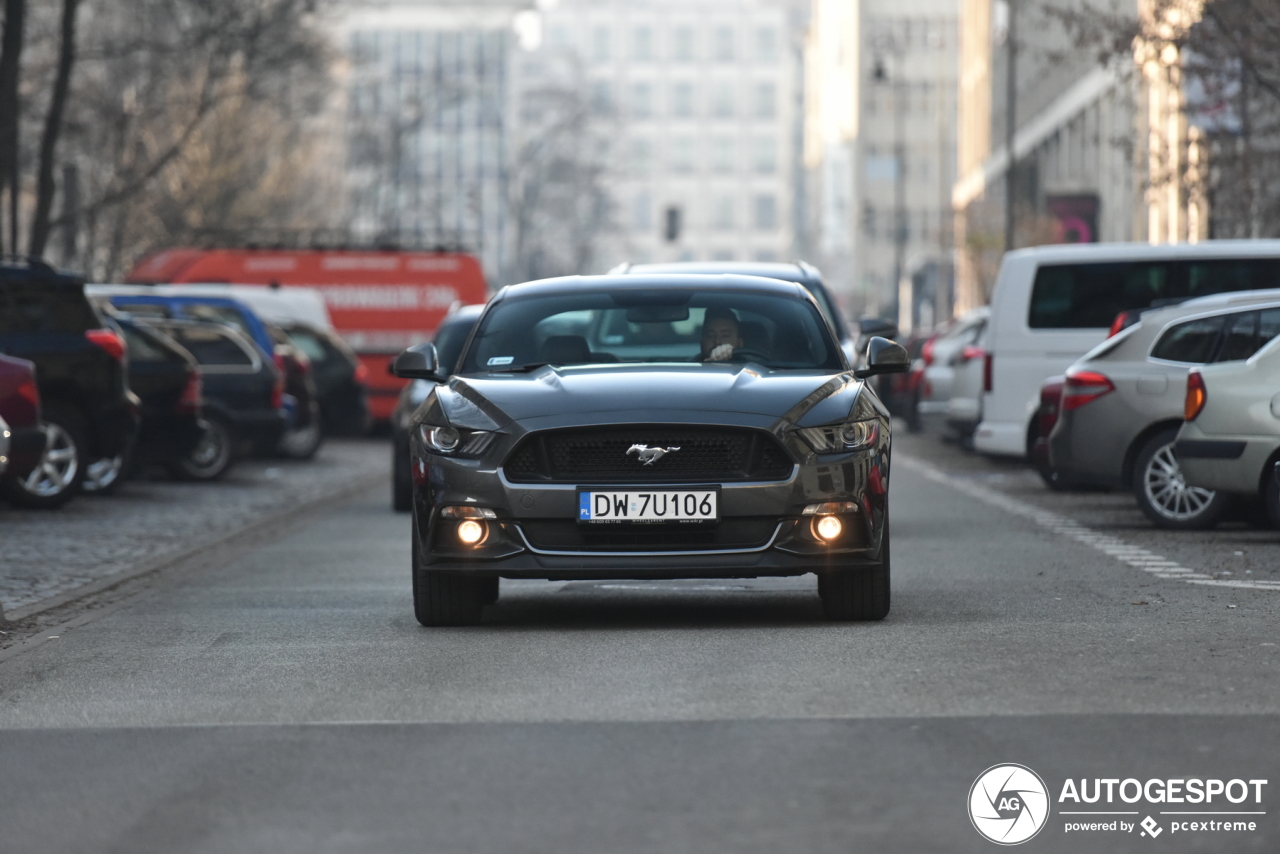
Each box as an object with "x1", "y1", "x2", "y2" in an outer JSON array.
[
  {"x1": 504, "y1": 426, "x2": 793, "y2": 483},
  {"x1": 519, "y1": 518, "x2": 780, "y2": 552}
]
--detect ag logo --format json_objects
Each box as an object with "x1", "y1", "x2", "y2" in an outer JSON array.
[{"x1": 968, "y1": 764, "x2": 1050, "y2": 845}]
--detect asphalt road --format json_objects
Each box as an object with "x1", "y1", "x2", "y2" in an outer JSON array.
[{"x1": 1, "y1": 434, "x2": 1277, "y2": 853}]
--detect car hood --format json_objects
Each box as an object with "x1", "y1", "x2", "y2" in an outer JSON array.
[{"x1": 430, "y1": 364, "x2": 867, "y2": 431}]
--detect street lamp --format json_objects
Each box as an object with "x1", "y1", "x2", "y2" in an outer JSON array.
[{"x1": 872, "y1": 51, "x2": 907, "y2": 325}]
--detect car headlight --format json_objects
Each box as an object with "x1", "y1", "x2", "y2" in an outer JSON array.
[
  {"x1": 798, "y1": 419, "x2": 880, "y2": 453},
  {"x1": 417, "y1": 423, "x2": 495, "y2": 457}
]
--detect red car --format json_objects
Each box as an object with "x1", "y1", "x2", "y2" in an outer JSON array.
[{"x1": 0, "y1": 353, "x2": 47, "y2": 489}]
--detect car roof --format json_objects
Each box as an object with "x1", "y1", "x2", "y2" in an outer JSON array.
[
  {"x1": 496, "y1": 274, "x2": 813, "y2": 301},
  {"x1": 1005, "y1": 239, "x2": 1280, "y2": 264},
  {"x1": 616, "y1": 261, "x2": 820, "y2": 285}
]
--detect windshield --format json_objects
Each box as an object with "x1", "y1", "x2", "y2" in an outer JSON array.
[{"x1": 460, "y1": 289, "x2": 842, "y2": 372}]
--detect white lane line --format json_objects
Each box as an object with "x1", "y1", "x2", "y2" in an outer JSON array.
[{"x1": 896, "y1": 454, "x2": 1280, "y2": 592}]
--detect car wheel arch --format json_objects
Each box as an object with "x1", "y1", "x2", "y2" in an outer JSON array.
[{"x1": 1121, "y1": 419, "x2": 1185, "y2": 490}]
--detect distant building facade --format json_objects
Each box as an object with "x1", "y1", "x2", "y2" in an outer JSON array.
[
  {"x1": 530, "y1": 0, "x2": 806, "y2": 269},
  {"x1": 805, "y1": 0, "x2": 958, "y2": 329}
]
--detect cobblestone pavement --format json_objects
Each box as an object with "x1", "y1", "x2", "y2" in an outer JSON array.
[
  {"x1": 0, "y1": 439, "x2": 387, "y2": 615},
  {"x1": 895, "y1": 422, "x2": 1280, "y2": 593}
]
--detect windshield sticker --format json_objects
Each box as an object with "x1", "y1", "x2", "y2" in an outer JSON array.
[{"x1": 487, "y1": 356, "x2": 514, "y2": 366}]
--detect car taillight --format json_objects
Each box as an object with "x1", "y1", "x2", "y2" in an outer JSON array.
[
  {"x1": 178, "y1": 371, "x2": 202, "y2": 414},
  {"x1": 983, "y1": 353, "x2": 993, "y2": 393},
  {"x1": 353, "y1": 362, "x2": 369, "y2": 385},
  {"x1": 85, "y1": 328, "x2": 125, "y2": 361},
  {"x1": 1185, "y1": 370, "x2": 1207, "y2": 420},
  {"x1": 274, "y1": 352, "x2": 287, "y2": 374},
  {"x1": 921, "y1": 338, "x2": 936, "y2": 367},
  {"x1": 1062, "y1": 369, "x2": 1115, "y2": 411},
  {"x1": 960, "y1": 344, "x2": 985, "y2": 363},
  {"x1": 1108, "y1": 313, "x2": 1128, "y2": 338},
  {"x1": 16, "y1": 376, "x2": 39, "y2": 408}
]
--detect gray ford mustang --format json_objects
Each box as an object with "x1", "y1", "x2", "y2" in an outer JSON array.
[{"x1": 392, "y1": 274, "x2": 908, "y2": 626}]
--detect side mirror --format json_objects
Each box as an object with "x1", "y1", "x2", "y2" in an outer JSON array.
[
  {"x1": 855, "y1": 336, "x2": 910, "y2": 378},
  {"x1": 391, "y1": 343, "x2": 442, "y2": 380},
  {"x1": 858, "y1": 316, "x2": 899, "y2": 339}
]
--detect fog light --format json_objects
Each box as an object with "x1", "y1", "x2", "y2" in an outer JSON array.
[
  {"x1": 813, "y1": 515, "x2": 843, "y2": 541},
  {"x1": 457, "y1": 519, "x2": 486, "y2": 545}
]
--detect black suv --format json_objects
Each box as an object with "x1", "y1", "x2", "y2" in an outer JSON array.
[{"x1": 0, "y1": 258, "x2": 139, "y2": 507}]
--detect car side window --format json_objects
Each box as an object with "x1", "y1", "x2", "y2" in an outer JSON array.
[
  {"x1": 1150, "y1": 316, "x2": 1225, "y2": 363},
  {"x1": 1215, "y1": 311, "x2": 1260, "y2": 362},
  {"x1": 0, "y1": 281, "x2": 98, "y2": 333},
  {"x1": 121, "y1": 325, "x2": 170, "y2": 363},
  {"x1": 168, "y1": 327, "x2": 254, "y2": 367},
  {"x1": 1259, "y1": 308, "x2": 1280, "y2": 352}
]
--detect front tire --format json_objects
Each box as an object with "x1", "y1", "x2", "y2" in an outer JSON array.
[
  {"x1": 2, "y1": 403, "x2": 86, "y2": 509},
  {"x1": 169, "y1": 414, "x2": 235, "y2": 481},
  {"x1": 818, "y1": 515, "x2": 891, "y2": 621},
  {"x1": 1264, "y1": 461, "x2": 1280, "y2": 529},
  {"x1": 412, "y1": 520, "x2": 485, "y2": 626},
  {"x1": 1133, "y1": 429, "x2": 1227, "y2": 530},
  {"x1": 392, "y1": 437, "x2": 412, "y2": 512}
]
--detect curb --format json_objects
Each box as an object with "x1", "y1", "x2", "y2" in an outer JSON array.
[{"x1": 2, "y1": 470, "x2": 386, "y2": 623}]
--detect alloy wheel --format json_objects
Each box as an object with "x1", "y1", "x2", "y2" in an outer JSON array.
[
  {"x1": 1142, "y1": 443, "x2": 1215, "y2": 521},
  {"x1": 21, "y1": 422, "x2": 79, "y2": 498}
]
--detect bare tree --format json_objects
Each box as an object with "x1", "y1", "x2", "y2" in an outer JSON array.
[
  {"x1": 29, "y1": 0, "x2": 78, "y2": 257},
  {"x1": 0, "y1": 0, "x2": 25, "y2": 253}
]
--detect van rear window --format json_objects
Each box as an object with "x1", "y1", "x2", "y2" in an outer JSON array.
[{"x1": 1028, "y1": 259, "x2": 1280, "y2": 329}]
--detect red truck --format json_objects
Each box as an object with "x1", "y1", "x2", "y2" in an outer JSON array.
[{"x1": 126, "y1": 248, "x2": 488, "y2": 422}]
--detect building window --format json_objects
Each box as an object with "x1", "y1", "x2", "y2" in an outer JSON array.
[
  {"x1": 711, "y1": 194, "x2": 735, "y2": 230},
  {"x1": 629, "y1": 136, "x2": 652, "y2": 172},
  {"x1": 670, "y1": 136, "x2": 696, "y2": 173},
  {"x1": 711, "y1": 81, "x2": 735, "y2": 117},
  {"x1": 711, "y1": 136, "x2": 735, "y2": 173},
  {"x1": 631, "y1": 81, "x2": 652, "y2": 119},
  {"x1": 671, "y1": 81, "x2": 694, "y2": 117},
  {"x1": 753, "y1": 194, "x2": 777, "y2": 230},
  {"x1": 632, "y1": 192, "x2": 652, "y2": 230},
  {"x1": 672, "y1": 26, "x2": 695, "y2": 61},
  {"x1": 590, "y1": 80, "x2": 613, "y2": 115},
  {"x1": 633, "y1": 26, "x2": 653, "y2": 61},
  {"x1": 712, "y1": 26, "x2": 734, "y2": 61},
  {"x1": 592, "y1": 26, "x2": 610, "y2": 62},
  {"x1": 753, "y1": 137, "x2": 776, "y2": 174},
  {"x1": 753, "y1": 82, "x2": 775, "y2": 119},
  {"x1": 755, "y1": 26, "x2": 778, "y2": 62}
]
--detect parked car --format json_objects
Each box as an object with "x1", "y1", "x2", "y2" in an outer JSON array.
[
  {"x1": 944, "y1": 319, "x2": 991, "y2": 443},
  {"x1": 1176, "y1": 315, "x2": 1280, "y2": 527},
  {"x1": 973, "y1": 240, "x2": 1280, "y2": 459},
  {"x1": 917, "y1": 308, "x2": 989, "y2": 432},
  {"x1": 1030, "y1": 375, "x2": 1066, "y2": 488},
  {"x1": 137, "y1": 318, "x2": 288, "y2": 479},
  {"x1": 1050, "y1": 293, "x2": 1280, "y2": 528},
  {"x1": 879, "y1": 331, "x2": 932, "y2": 432},
  {"x1": 0, "y1": 258, "x2": 138, "y2": 508},
  {"x1": 277, "y1": 321, "x2": 370, "y2": 436},
  {"x1": 107, "y1": 315, "x2": 205, "y2": 481},
  {"x1": 392, "y1": 303, "x2": 484, "y2": 511},
  {"x1": 90, "y1": 288, "x2": 319, "y2": 455},
  {"x1": 0, "y1": 353, "x2": 44, "y2": 490},
  {"x1": 392, "y1": 274, "x2": 908, "y2": 625},
  {"x1": 609, "y1": 261, "x2": 874, "y2": 364},
  {"x1": 266, "y1": 322, "x2": 324, "y2": 460}
]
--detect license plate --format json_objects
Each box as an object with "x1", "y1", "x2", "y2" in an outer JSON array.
[{"x1": 577, "y1": 489, "x2": 718, "y2": 523}]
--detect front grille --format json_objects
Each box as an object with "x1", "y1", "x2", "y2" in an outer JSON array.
[
  {"x1": 503, "y1": 426, "x2": 794, "y2": 483},
  {"x1": 519, "y1": 518, "x2": 780, "y2": 552}
]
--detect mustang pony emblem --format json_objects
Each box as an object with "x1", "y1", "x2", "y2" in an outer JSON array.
[{"x1": 627, "y1": 444, "x2": 680, "y2": 465}]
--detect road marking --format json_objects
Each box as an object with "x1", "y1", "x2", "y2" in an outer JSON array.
[{"x1": 896, "y1": 454, "x2": 1280, "y2": 592}]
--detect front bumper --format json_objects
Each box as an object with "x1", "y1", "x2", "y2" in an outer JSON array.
[{"x1": 411, "y1": 438, "x2": 890, "y2": 580}]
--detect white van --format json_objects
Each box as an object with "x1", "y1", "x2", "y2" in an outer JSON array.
[{"x1": 975, "y1": 240, "x2": 1280, "y2": 458}]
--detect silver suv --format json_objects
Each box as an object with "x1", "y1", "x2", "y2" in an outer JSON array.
[{"x1": 1048, "y1": 290, "x2": 1280, "y2": 529}]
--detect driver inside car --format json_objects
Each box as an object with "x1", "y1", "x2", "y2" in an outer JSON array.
[{"x1": 700, "y1": 307, "x2": 744, "y2": 362}]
